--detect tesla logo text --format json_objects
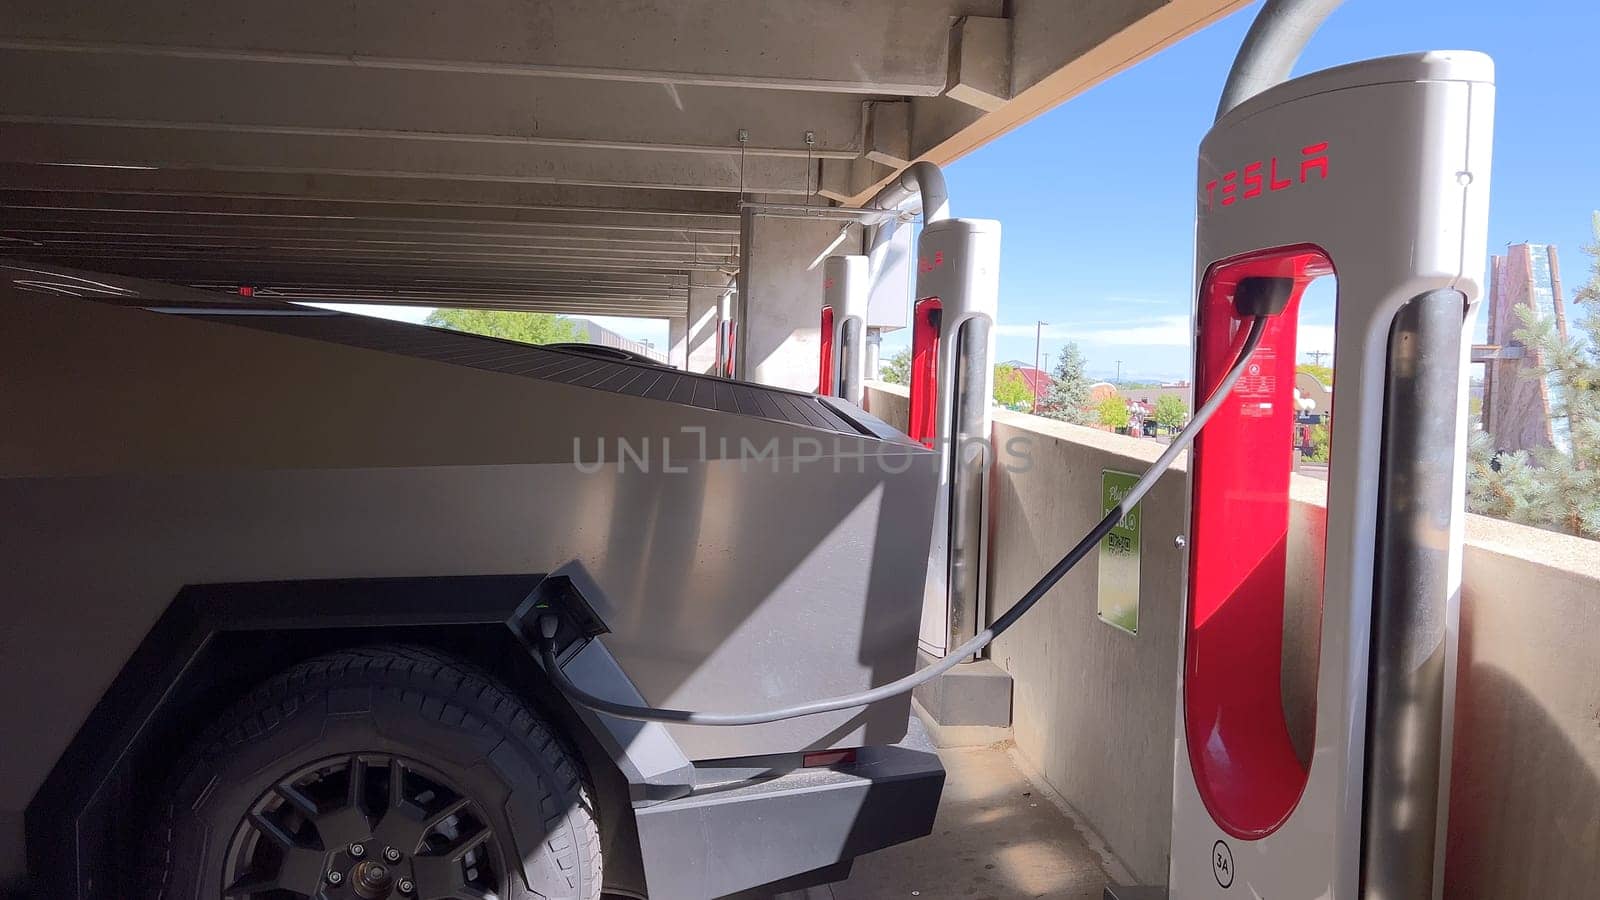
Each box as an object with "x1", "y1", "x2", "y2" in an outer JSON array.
[
  {"x1": 823, "y1": 278, "x2": 835, "y2": 289},
  {"x1": 1204, "y1": 142, "x2": 1329, "y2": 211},
  {"x1": 918, "y1": 251, "x2": 945, "y2": 272}
]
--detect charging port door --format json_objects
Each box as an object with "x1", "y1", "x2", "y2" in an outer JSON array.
[
  {"x1": 909, "y1": 218, "x2": 1000, "y2": 658},
  {"x1": 1167, "y1": 53, "x2": 1494, "y2": 900}
]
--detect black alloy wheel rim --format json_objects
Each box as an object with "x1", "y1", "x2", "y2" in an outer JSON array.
[{"x1": 220, "y1": 753, "x2": 504, "y2": 899}]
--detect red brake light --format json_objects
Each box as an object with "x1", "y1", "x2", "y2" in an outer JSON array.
[{"x1": 802, "y1": 749, "x2": 857, "y2": 768}]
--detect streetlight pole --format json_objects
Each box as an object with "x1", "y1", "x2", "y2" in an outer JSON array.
[
  {"x1": 1033, "y1": 320, "x2": 1048, "y2": 413},
  {"x1": 1115, "y1": 360, "x2": 1123, "y2": 386}
]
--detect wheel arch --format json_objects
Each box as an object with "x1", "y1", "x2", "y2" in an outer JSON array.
[{"x1": 23, "y1": 574, "x2": 648, "y2": 900}]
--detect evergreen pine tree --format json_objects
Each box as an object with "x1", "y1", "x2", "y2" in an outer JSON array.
[{"x1": 1040, "y1": 341, "x2": 1092, "y2": 424}]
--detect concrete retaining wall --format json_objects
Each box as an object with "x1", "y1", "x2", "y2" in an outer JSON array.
[{"x1": 863, "y1": 381, "x2": 1600, "y2": 891}]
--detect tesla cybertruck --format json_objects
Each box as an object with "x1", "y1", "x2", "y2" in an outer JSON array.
[{"x1": 0, "y1": 263, "x2": 944, "y2": 900}]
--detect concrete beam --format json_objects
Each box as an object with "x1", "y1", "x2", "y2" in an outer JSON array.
[
  {"x1": 22, "y1": 261, "x2": 696, "y2": 315},
  {"x1": 910, "y1": 97, "x2": 989, "y2": 162},
  {"x1": 864, "y1": 101, "x2": 913, "y2": 170},
  {"x1": 0, "y1": 0, "x2": 1001, "y2": 93},
  {"x1": 944, "y1": 16, "x2": 1012, "y2": 112},
  {"x1": 839, "y1": 0, "x2": 1247, "y2": 205},
  {"x1": 0, "y1": 216, "x2": 741, "y2": 255},
  {"x1": 252, "y1": 287, "x2": 692, "y2": 309},
  {"x1": 263, "y1": 293, "x2": 688, "y2": 314},
  {"x1": 0, "y1": 49, "x2": 868, "y2": 158},
  {"x1": 0, "y1": 123, "x2": 821, "y2": 195},
  {"x1": 34, "y1": 255, "x2": 699, "y2": 284},
  {"x1": 817, "y1": 157, "x2": 898, "y2": 205},
  {"x1": 1, "y1": 226, "x2": 737, "y2": 263},
  {"x1": 16, "y1": 243, "x2": 736, "y2": 272},
  {"x1": 128, "y1": 271, "x2": 693, "y2": 298},
  {"x1": 0, "y1": 164, "x2": 742, "y2": 216},
  {"x1": 0, "y1": 194, "x2": 738, "y2": 244}
]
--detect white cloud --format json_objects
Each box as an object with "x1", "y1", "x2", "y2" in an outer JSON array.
[
  {"x1": 993, "y1": 322, "x2": 1067, "y2": 338},
  {"x1": 1074, "y1": 314, "x2": 1194, "y2": 346},
  {"x1": 1102, "y1": 296, "x2": 1171, "y2": 307},
  {"x1": 1002, "y1": 316, "x2": 1337, "y2": 353},
  {"x1": 1296, "y1": 323, "x2": 1335, "y2": 356},
  {"x1": 999, "y1": 314, "x2": 1194, "y2": 345}
]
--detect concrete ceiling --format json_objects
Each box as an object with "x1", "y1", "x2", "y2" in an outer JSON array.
[{"x1": 0, "y1": 0, "x2": 1244, "y2": 319}]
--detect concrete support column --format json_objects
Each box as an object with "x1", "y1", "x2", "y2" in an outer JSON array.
[
  {"x1": 666, "y1": 316, "x2": 688, "y2": 370},
  {"x1": 735, "y1": 209, "x2": 841, "y2": 390},
  {"x1": 687, "y1": 271, "x2": 726, "y2": 375}
]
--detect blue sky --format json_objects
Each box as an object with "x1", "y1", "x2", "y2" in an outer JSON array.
[
  {"x1": 883, "y1": 0, "x2": 1600, "y2": 382},
  {"x1": 337, "y1": 0, "x2": 1600, "y2": 382}
]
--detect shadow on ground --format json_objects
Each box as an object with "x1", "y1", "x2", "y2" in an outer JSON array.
[{"x1": 825, "y1": 743, "x2": 1112, "y2": 900}]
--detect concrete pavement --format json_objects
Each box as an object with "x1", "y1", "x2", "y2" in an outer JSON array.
[{"x1": 802, "y1": 743, "x2": 1120, "y2": 900}]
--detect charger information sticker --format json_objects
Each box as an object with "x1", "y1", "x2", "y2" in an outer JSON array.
[{"x1": 1097, "y1": 469, "x2": 1142, "y2": 634}]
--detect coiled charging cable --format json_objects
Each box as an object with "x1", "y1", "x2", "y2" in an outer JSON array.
[{"x1": 539, "y1": 316, "x2": 1267, "y2": 725}]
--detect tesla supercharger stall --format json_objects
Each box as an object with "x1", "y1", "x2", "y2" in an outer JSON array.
[
  {"x1": 716, "y1": 290, "x2": 736, "y2": 378},
  {"x1": 819, "y1": 254, "x2": 868, "y2": 405},
  {"x1": 1163, "y1": 52, "x2": 1493, "y2": 900},
  {"x1": 908, "y1": 218, "x2": 1000, "y2": 658}
]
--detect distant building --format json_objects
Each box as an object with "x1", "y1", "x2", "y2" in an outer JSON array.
[
  {"x1": 575, "y1": 319, "x2": 669, "y2": 364},
  {"x1": 1293, "y1": 371, "x2": 1331, "y2": 418},
  {"x1": 1088, "y1": 382, "x2": 1120, "y2": 405},
  {"x1": 1015, "y1": 366, "x2": 1053, "y2": 401},
  {"x1": 1000, "y1": 361, "x2": 1054, "y2": 404},
  {"x1": 1120, "y1": 381, "x2": 1193, "y2": 407},
  {"x1": 1475, "y1": 243, "x2": 1569, "y2": 453}
]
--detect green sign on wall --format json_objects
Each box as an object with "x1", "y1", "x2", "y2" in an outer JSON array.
[{"x1": 1098, "y1": 469, "x2": 1142, "y2": 635}]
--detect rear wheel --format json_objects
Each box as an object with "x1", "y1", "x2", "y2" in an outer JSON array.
[{"x1": 145, "y1": 645, "x2": 602, "y2": 900}]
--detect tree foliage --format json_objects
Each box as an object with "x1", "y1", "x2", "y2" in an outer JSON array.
[
  {"x1": 1467, "y1": 212, "x2": 1600, "y2": 540},
  {"x1": 425, "y1": 308, "x2": 586, "y2": 345},
  {"x1": 881, "y1": 347, "x2": 912, "y2": 385},
  {"x1": 1040, "y1": 341, "x2": 1092, "y2": 425},
  {"x1": 1307, "y1": 422, "x2": 1331, "y2": 463},
  {"x1": 1096, "y1": 395, "x2": 1130, "y2": 430},
  {"x1": 992, "y1": 365, "x2": 1033, "y2": 410},
  {"x1": 1153, "y1": 395, "x2": 1189, "y2": 430},
  {"x1": 1297, "y1": 362, "x2": 1333, "y2": 385}
]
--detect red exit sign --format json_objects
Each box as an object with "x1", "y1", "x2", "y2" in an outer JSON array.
[{"x1": 1204, "y1": 142, "x2": 1329, "y2": 211}]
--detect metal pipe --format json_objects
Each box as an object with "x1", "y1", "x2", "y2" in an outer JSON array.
[
  {"x1": 737, "y1": 201, "x2": 898, "y2": 223},
  {"x1": 865, "y1": 160, "x2": 951, "y2": 259},
  {"x1": 866, "y1": 160, "x2": 951, "y2": 224},
  {"x1": 1215, "y1": 0, "x2": 1345, "y2": 122}
]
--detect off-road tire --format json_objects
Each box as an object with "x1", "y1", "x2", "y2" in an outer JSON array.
[{"x1": 144, "y1": 644, "x2": 602, "y2": 899}]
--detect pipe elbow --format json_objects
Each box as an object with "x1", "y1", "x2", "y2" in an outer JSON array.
[
  {"x1": 1215, "y1": 0, "x2": 1344, "y2": 121},
  {"x1": 900, "y1": 161, "x2": 950, "y2": 223},
  {"x1": 868, "y1": 160, "x2": 950, "y2": 223}
]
